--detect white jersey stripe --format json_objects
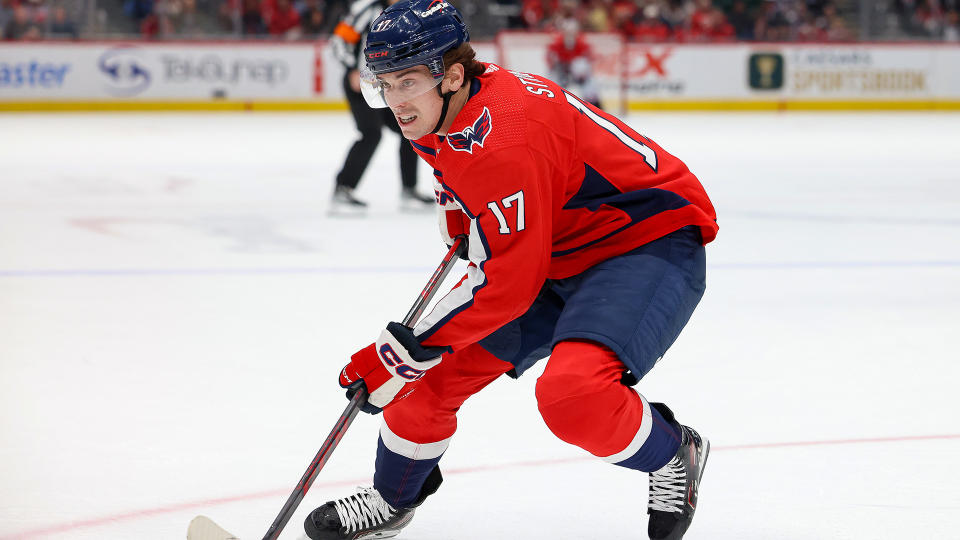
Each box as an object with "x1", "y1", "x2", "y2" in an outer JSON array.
[
  {"x1": 414, "y1": 184, "x2": 490, "y2": 341},
  {"x1": 380, "y1": 422, "x2": 451, "y2": 460},
  {"x1": 600, "y1": 390, "x2": 654, "y2": 463},
  {"x1": 564, "y1": 91, "x2": 658, "y2": 172},
  {"x1": 413, "y1": 223, "x2": 487, "y2": 339}
]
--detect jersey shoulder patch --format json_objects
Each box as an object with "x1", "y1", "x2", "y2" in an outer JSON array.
[{"x1": 446, "y1": 107, "x2": 493, "y2": 154}]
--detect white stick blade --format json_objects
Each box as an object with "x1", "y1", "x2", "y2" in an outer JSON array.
[{"x1": 187, "y1": 515, "x2": 240, "y2": 540}]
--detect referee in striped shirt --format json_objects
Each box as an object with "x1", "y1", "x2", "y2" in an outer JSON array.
[{"x1": 329, "y1": 0, "x2": 434, "y2": 213}]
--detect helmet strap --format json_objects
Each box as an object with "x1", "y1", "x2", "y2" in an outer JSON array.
[{"x1": 431, "y1": 85, "x2": 456, "y2": 135}]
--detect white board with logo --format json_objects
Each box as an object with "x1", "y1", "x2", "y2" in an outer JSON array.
[
  {"x1": 1, "y1": 40, "x2": 957, "y2": 108},
  {"x1": 0, "y1": 43, "x2": 318, "y2": 100}
]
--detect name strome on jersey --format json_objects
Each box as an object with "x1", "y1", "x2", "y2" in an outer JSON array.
[{"x1": 408, "y1": 63, "x2": 718, "y2": 352}]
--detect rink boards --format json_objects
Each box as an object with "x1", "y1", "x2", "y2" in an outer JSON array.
[{"x1": 1, "y1": 37, "x2": 959, "y2": 111}]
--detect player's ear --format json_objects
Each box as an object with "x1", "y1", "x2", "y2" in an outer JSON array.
[{"x1": 443, "y1": 63, "x2": 465, "y2": 93}]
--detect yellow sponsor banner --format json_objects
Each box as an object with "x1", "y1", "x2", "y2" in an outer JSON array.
[
  {"x1": 626, "y1": 100, "x2": 960, "y2": 111},
  {"x1": 792, "y1": 70, "x2": 928, "y2": 94}
]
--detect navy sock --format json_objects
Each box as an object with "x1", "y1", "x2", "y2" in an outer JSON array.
[{"x1": 612, "y1": 403, "x2": 682, "y2": 472}]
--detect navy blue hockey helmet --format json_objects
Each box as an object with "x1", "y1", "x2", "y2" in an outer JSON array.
[{"x1": 363, "y1": 0, "x2": 469, "y2": 80}]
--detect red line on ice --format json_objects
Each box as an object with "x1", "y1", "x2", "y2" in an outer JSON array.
[{"x1": 4, "y1": 433, "x2": 958, "y2": 539}]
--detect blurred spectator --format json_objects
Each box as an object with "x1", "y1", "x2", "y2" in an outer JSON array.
[
  {"x1": 522, "y1": 0, "x2": 559, "y2": 28},
  {"x1": 821, "y1": 2, "x2": 853, "y2": 40},
  {"x1": 0, "y1": 0, "x2": 15, "y2": 39},
  {"x1": 622, "y1": 3, "x2": 672, "y2": 42},
  {"x1": 140, "y1": 11, "x2": 159, "y2": 36},
  {"x1": 754, "y1": 1, "x2": 791, "y2": 40},
  {"x1": 687, "y1": 0, "x2": 735, "y2": 41},
  {"x1": 241, "y1": 0, "x2": 265, "y2": 34},
  {"x1": 48, "y1": 3, "x2": 78, "y2": 38},
  {"x1": 151, "y1": 0, "x2": 202, "y2": 36},
  {"x1": 266, "y1": 0, "x2": 300, "y2": 37},
  {"x1": 792, "y1": 3, "x2": 825, "y2": 40},
  {"x1": 894, "y1": 0, "x2": 922, "y2": 35},
  {"x1": 608, "y1": 0, "x2": 636, "y2": 32},
  {"x1": 24, "y1": 0, "x2": 48, "y2": 24},
  {"x1": 4, "y1": 4, "x2": 43, "y2": 39},
  {"x1": 321, "y1": 0, "x2": 345, "y2": 31},
  {"x1": 727, "y1": 0, "x2": 755, "y2": 39},
  {"x1": 297, "y1": 0, "x2": 324, "y2": 36},
  {"x1": 544, "y1": 0, "x2": 584, "y2": 29},
  {"x1": 583, "y1": 0, "x2": 611, "y2": 31},
  {"x1": 659, "y1": 0, "x2": 692, "y2": 32},
  {"x1": 180, "y1": 0, "x2": 201, "y2": 34},
  {"x1": 2, "y1": 0, "x2": 955, "y2": 43},
  {"x1": 488, "y1": 0, "x2": 526, "y2": 30},
  {"x1": 125, "y1": 0, "x2": 154, "y2": 23},
  {"x1": 945, "y1": 9, "x2": 959, "y2": 39},
  {"x1": 689, "y1": 0, "x2": 715, "y2": 32},
  {"x1": 217, "y1": 0, "x2": 235, "y2": 31},
  {"x1": 916, "y1": 0, "x2": 946, "y2": 35}
]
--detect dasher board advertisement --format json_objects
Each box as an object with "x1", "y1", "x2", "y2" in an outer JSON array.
[{"x1": 0, "y1": 43, "x2": 317, "y2": 100}]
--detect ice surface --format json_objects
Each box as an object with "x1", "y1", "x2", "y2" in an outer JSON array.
[{"x1": 1, "y1": 111, "x2": 959, "y2": 539}]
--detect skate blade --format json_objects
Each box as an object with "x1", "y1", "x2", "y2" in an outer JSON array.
[
  {"x1": 187, "y1": 515, "x2": 239, "y2": 540},
  {"x1": 698, "y1": 437, "x2": 710, "y2": 481}
]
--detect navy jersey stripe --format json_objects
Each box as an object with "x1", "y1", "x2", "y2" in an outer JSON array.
[
  {"x1": 411, "y1": 141, "x2": 436, "y2": 155},
  {"x1": 553, "y1": 164, "x2": 691, "y2": 257},
  {"x1": 468, "y1": 78, "x2": 482, "y2": 99}
]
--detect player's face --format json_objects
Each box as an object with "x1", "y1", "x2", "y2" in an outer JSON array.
[{"x1": 379, "y1": 66, "x2": 446, "y2": 140}]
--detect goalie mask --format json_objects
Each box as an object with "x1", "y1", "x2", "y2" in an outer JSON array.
[{"x1": 360, "y1": 0, "x2": 469, "y2": 109}]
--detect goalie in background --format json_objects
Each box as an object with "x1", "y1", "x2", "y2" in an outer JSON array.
[{"x1": 546, "y1": 18, "x2": 603, "y2": 109}]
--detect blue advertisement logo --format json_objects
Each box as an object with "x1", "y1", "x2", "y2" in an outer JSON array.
[
  {"x1": 98, "y1": 47, "x2": 151, "y2": 96},
  {"x1": 0, "y1": 61, "x2": 71, "y2": 89}
]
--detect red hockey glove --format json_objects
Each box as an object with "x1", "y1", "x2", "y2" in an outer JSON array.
[{"x1": 339, "y1": 322, "x2": 446, "y2": 413}]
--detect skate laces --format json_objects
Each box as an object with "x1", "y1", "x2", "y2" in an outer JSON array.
[
  {"x1": 648, "y1": 456, "x2": 686, "y2": 513},
  {"x1": 333, "y1": 486, "x2": 396, "y2": 534}
]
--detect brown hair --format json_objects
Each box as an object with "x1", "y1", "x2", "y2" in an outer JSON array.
[{"x1": 443, "y1": 43, "x2": 486, "y2": 82}]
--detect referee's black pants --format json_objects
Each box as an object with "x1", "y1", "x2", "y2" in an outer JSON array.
[{"x1": 335, "y1": 73, "x2": 418, "y2": 190}]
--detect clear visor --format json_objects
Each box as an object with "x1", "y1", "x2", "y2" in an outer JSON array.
[{"x1": 359, "y1": 65, "x2": 443, "y2": 109}]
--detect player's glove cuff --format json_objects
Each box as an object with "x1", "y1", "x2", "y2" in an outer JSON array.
[
  {"x1": 339, "y1": 324, "x2": 447, "y2": 412},
  {"x1": 384, "y1": 322, "x2": 449, "y2": 363}
]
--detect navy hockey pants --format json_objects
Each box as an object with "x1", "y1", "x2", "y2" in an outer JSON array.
[{"x1": 375, "y1": 226, "x2": 706, "y2": 508}]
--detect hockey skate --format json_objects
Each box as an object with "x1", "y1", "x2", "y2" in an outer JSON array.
[
  {"x1": 647, "y1": 423, "x2": 710, "y2": 540},
  {"x1": 304, "y1": 486, "x2": 414, "y2": 540},
  {"x1": 399, "y1": 186, "x2": 435, "y2": 213},
  {"x1": 330, "y1": 185, "x2": 368, "y2": 216}
]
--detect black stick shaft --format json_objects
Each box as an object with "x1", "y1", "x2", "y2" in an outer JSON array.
[
  {"x1": 402, "y1": 237, "x2": 468, "y2": 328},
  {"x1": 261, "y1": 237, "x2": 466, "y2": 540}
]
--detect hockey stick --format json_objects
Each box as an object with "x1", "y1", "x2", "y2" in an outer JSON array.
[{"x1": 188, "y1": 237, "x2": 467, "y2": 540}]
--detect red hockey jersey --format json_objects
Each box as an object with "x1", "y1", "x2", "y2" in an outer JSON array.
[
  {"x1": 409, "y1": 63, "x2": 717, "y2": 352},
  {"x1": 546, "y1": 34, "x2": 592, "y2": 67}
]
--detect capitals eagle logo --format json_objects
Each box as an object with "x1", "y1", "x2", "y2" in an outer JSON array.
[{"x1": 447, "y1": 107, "x2": 492, "y2": 154}]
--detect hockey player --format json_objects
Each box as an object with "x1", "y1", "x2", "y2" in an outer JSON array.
[
  {"x1": 329, "y1": 0, "x2": 434, "y2": 213},
  {"x1": 546, "y1": 17, "x2": 603, "y2": 109},
  {"x1": 305, "y1": 1, "x2": 716, "y2": 538}
]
